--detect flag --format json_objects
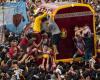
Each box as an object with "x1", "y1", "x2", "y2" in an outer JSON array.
[{"x1": 0, "y1": 1, "x2": 29, "y2": 34}]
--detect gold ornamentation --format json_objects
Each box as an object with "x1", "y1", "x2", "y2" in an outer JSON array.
[{"x1": 61, "y1": 28, "x2": 67, "y2": 39}]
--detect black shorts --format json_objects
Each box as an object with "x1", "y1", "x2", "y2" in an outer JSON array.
[{"x1": 51, "y1": 34, "x2": 60, "y2": 45}]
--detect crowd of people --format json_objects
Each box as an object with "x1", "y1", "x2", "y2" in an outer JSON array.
[
  {"x1": 0, "y1": 0, "x2": 100, "y2": 80},
  {"x1": 73, "y1": 25, "x2": 93, "y2": 62}
]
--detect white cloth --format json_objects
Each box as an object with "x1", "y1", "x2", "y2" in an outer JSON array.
[
  {"x1": 14, "y1": 69, "x2": 23, "y2": 80},
  {"x1": 98, "y1": 23, "x2": 100, "y2": 28},
  {"x1": 82, "y1": 25, "x2": 92, "y2": 37},
  {"x1": 89, "y1": 58, "x2": 96, "y2": 69}
]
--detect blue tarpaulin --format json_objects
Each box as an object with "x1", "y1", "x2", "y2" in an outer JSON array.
[{"x1": 0, "y1": 1, "x2": 29, "y2": 34}]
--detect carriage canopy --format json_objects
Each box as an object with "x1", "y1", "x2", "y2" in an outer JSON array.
[{"x1": 38, "y1": 2, "x2": 96, "y2": 62}]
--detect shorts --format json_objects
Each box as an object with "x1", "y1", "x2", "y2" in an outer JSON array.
[
  {"x1": 51, "y1": 34, "x2": 60, "y2": 45},
  {"x1": 42, "y1": 54, "x2": 49, "y2": 58}
]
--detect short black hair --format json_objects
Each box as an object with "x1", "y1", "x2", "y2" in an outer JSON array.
[
  {"x1": 42, "y1": 17, "x2": 48, "y2": 22},
  {"x1": 41, "y1": 30, "x2": 46, "y2": 34}
]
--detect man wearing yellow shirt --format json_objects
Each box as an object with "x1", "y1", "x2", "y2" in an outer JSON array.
[{"x1": 33, "y1": 12, "x2": 47, "y2": 33}]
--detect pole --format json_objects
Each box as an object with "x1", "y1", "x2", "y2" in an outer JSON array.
[{"x1": 1, "y1": 2, "x2": 5, "y2": 43}]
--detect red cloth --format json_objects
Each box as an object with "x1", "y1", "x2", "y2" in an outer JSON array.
[
  {"x1": 9, "y1": 47, "x2": 18, "y2": 58},
  {"x1": 9, "y1": 47, "x2": 15, "y2": 58},
  {"x1": 77, "y1": 48, "x2": 84, "y2": 55},
  {"x1": 19, "y1": 38, "x2": 28, "y2": 46}
]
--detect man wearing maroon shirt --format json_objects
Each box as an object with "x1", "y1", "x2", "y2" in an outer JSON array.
[
  {"x1": 19, "y1": 33, "x2": 43, "y2": 63},
  {"x1": 18, "y1": 34, "x2": 28, "y2": 52}
]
